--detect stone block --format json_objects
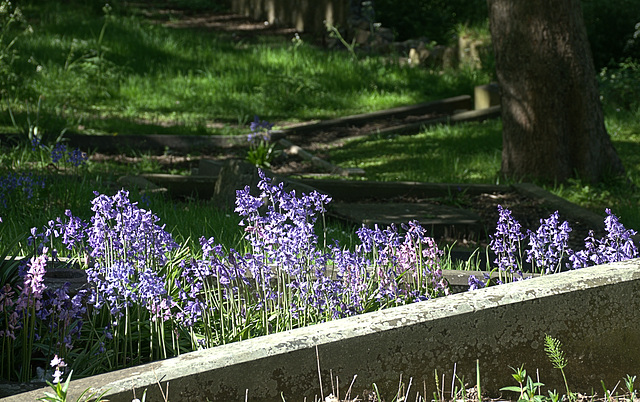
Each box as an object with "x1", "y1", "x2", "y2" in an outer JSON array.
[{"x1": 474, "y1": 82, "x2": 501, "y2": 110}]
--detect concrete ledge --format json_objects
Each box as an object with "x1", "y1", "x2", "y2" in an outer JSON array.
[
  {"x1": 372, "y1": 105, "x2": 501, "y2": 137},
  {"x1": 5, "y1": 260, "x2": 640, "y2": 401},
  {"x1": 296, "y1": 179, "x2": 508, "y2": 201},
  {"x1": 138, "y1": 174, "x2": 218, "y2": 198},
  {"x1": 279, "y1": 95, "x2": 473, "y2": 137},
  {"x1": 0, "y1": 96, "x2": 476, "y2": 154}
]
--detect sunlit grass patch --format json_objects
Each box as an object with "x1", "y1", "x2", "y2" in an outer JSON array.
[
  {"x1": 3, "y1": 1, "x2": 492, "y2": 137},
  {"x1": 329, "y1": 120, "x2": 503, "y2": 183}
]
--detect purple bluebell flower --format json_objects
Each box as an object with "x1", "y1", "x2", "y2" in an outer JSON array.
[
  {"x1": 489, "y1": 205, "x2": 526, "y2": 275},
  {"x1": 569, "y1": 209, "x2": 638, "y2": 268},
  {"x1": 87, "y1": 260, "x2": 139, "y2": 317},
  {"x1": 86, "y1": 189, "x2": 178, "y2": 268},
  {"x1": 0, "y1": 172, "x2": 45, "y2": 209},
  {"x1": 468, "y1": 274, "x2": 486, "y2": 291},
  {"x1": 66, "y1": 147, "x2": 88, "y2": 167},
  {"x1": 51, "y1": 143, "x2": 67, "y2": 164},
  {"x1": 31, "y1": 137, "x2": 43, "y2": 151},
  {"x1": 526, "y1": 211, "x2": 572, "y2": 274}
]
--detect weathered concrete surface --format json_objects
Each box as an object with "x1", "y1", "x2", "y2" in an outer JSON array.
[{"x1": 5, "y1": 260, "x2": 640, "y2": 402}]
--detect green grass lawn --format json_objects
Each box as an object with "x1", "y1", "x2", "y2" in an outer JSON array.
[
  {"x1": 2, "y1": 0, "x2": 490, "y2": 138},
  {"x1": 1, "y1": 0, "x2": 638, "y2": 249}
]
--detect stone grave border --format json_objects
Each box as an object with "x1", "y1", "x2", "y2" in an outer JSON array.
[
  {"x1": 0, "y1": 94, "x2": 500, "y2": 154},
  {"x1": 4, "y1": 259, "x2": 640, "y2": 401}
]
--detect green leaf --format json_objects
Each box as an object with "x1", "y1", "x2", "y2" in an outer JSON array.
[
  {"x1": 62, "y1": 369, "x2": 74, "y2": 394},
  {"x1": 500, "y1": 386, "x2": 524, "y2": 393}
]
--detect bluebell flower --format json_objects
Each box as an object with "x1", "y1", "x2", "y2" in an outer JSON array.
[
  {"x1": 489, "y1": 205, "x2": 526, "y2": 274},
  {"x1": 0, "y1": 171, "x2": 45, "y2": 209},
  {"x1": 569, "y1": 209, "x2": 638, "y2": 268},
  {"x1": 86, "y1": 189, "x2": 178, "y2": 268},
  {"x1": 66, "y1": 147, "x2": 88, "y2": 167},
  {"x1": 468, "y1": 274, "x2": 486, "y2": 291},
  {"x1": 31, "y1": 137, "x2": 42, "y2": 151},
  {"x1": 526, "y1": 211, "x2": 572, "y2": 274},
  {"x1": 51, "y1": 143, "x2": 67, "y2": 164}
]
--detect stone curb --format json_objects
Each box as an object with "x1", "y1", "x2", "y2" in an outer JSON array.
[
  {"x1": 0, "y1": 95, "x2": 476, "y2": 153},
  {"x1": 4, "y1": 260, "x2": 639, "y2": 401}
]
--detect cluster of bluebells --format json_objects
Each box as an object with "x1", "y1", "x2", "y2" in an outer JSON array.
[
  {"x1": 3, "y1": 190, "x2": 181, "y2": 378},
  {"x1": 0, "y1": 141, "x2": 87, "y2": 212},
  {"x1": 526, "y1": 210, "x2": 572, "y2": 274},
  {"x1": 335, "y1": 220, "x2": 448, "y2": 311},
  {"x1": 43, "y1": 190, "x2": 177, "y2": 318},
  {"x1": 14, "y1": 170, "x2": 447, "y2": 365},
  {"x1": 0, "y1": 171, "x2": 45, "y2": 209},
  {"x1": 470, "y1": 205, "x2": 639, "y2": 290},
  {"x1": 489, "y1": 205, "x2": 526, "y2": 275},
  {"x1": 32, "y1": 138, "x2": 88, "y2": 168},
  {"x1": 4, "y1": 172, "x2": 639, "y2": 381},
  {"x1": 233, "y1": 170, "x2": 447, "y2": 322},
  {"x1": 0, "y1": 250, "x2": 87, "y2": 382},
  {"x1": 568, "y1": 209, "x2": 639, "y2": 267}
]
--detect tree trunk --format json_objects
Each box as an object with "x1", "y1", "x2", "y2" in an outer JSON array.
[{"x1": 487, "y1": 0, "x2": 625, "y2": 183}]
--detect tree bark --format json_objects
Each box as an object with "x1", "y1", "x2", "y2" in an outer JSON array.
[{"x1": 487, "y1": 0, "x2": 625, "y2": 183}]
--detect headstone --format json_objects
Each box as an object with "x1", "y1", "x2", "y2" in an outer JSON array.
[{"x1": 474, "y1": 83, "x2": 501, "y2": 110}]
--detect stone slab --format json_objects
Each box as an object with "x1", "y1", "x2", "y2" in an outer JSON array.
[
  {"x1": 139, "y1": 174, "x2": 218, "y2": 199},
  {"x1": 6, "y1": 260, "x2": 640, "y2": 401},
  {"x1": 330, "y1": 202, "x2": 483, "y2": 240},
  {"x1": 372, "y1": 105, "x2": 501, "y2": 137},
  {"x1": 197, "y1": 158, "x2": 224, "y2": 177},
  {"x1": 330, "y1": 202, "x2": 480, "y2": 226},
  {"x1": 296, "y1": 179, "x2": 618, "y2": 240},
  {"x1": 0, "y1": 96, "x2": 475, "y2": 154},
  {"x1": 296, "y1": 179, "x2": 507, "y2": 202},
  {"x1": 275, "y1": 95, "x2": 473, "y2": 137}
]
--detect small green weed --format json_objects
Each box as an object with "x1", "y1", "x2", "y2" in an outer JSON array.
[
  {"x1": 501, "y1": 365, "x2": 546, "y2": 402},
  {"x1": 544, "y1": 334, "x2": 573, "y2": 401}
]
